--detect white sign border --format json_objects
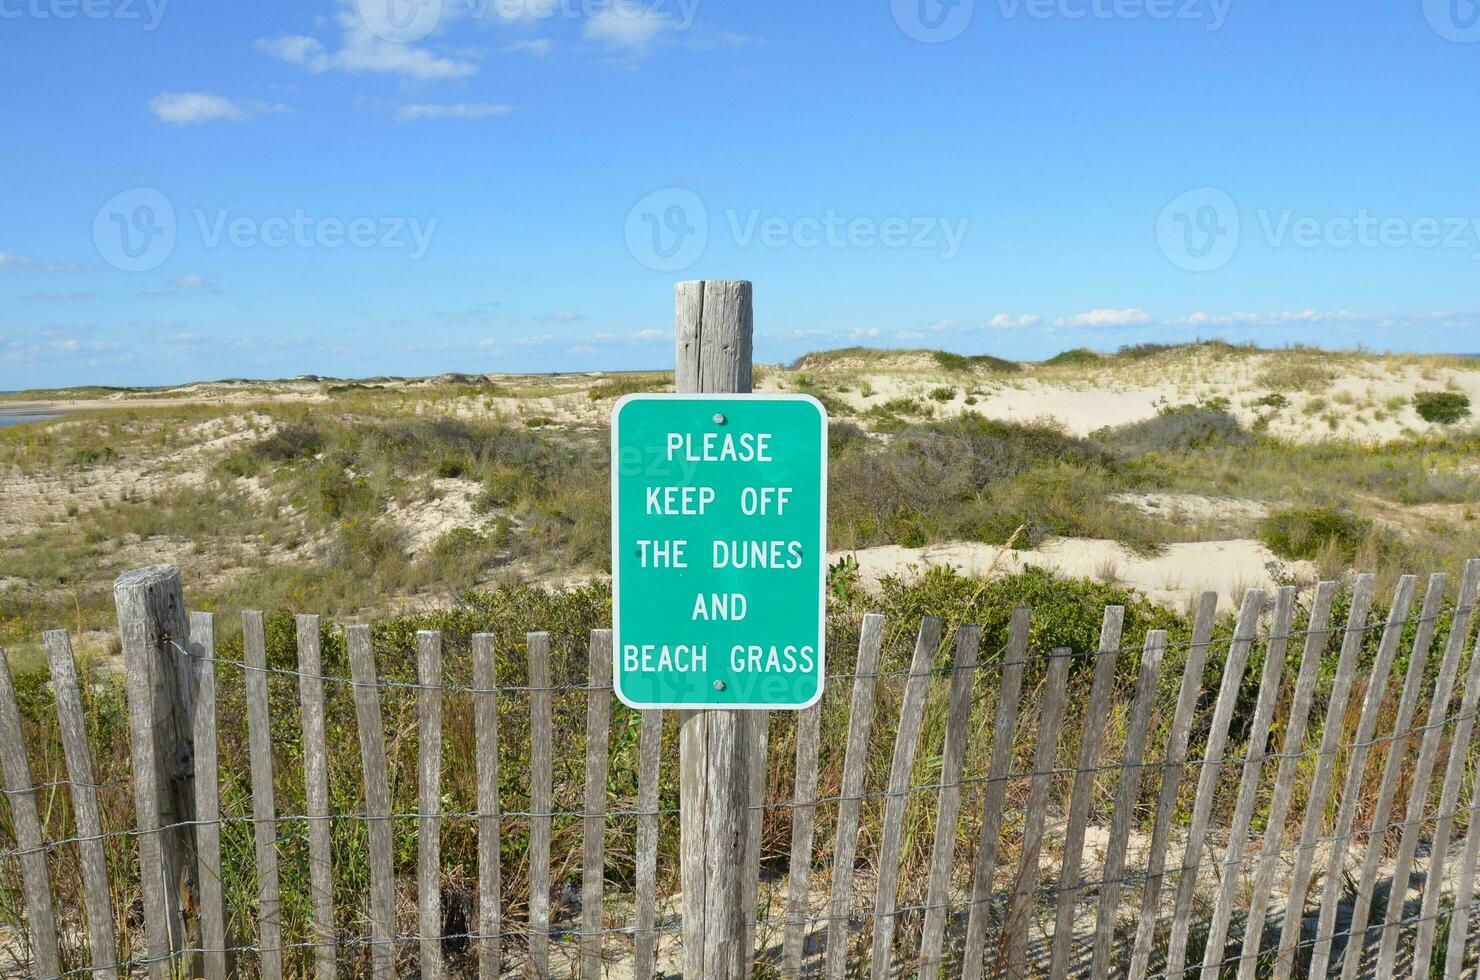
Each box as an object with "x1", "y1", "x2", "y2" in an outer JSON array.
[{"x1": 610, "y1": 392, "x2": 829, "y2": 711}]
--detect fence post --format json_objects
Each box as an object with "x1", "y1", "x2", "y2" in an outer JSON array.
[
  {"x1": 676, "y1": 279, "x2": 754, "y2": 980},
  {"x1": 113, "y1": 563, "x2": 197, "y2": 962}
]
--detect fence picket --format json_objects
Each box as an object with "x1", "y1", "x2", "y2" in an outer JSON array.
[
  {"x1": 869, "y1": 616, "x2": 945, "y2": 980},
  {"x1": 782, "y1": 699, "x2": 823, "y2": 977},
  {"x1": 528, "y1": 631, "x2": 554, "y2": 975},
  {"x1": 243, "y1": 611, "x2": 284, "y2": 980},
  {"x1": 1235, "y1": 581, "x2": 1338, "y2": 980},
  {"x1": 1306, "y1": 576, "x2": 1419, "y2": 978},
  {"x1": 295, "y1": 615, "x2": 336, "y2": 980},
  {"x1": 347, "y1": 624, "x2": 396, "y2": 979},
  {"x1": 472, "y1": 633, "x2": 502, "y2": 980},
  {"x1": 581, "y1": 630, "x2": 612, "y2": 979},
  {"x1": 1199, "y1": 587, "x2": 1297, "y2": 979},
  {"x1": 1269, "y1": 573, "x2": 1378, "y2": 980},
  {"x1": 1047, "y1": 607, "x2": 1125, "y2": 980},
  {"x1": 919, "y1": 625, "x2": 983, "y2": 977},
  {"x1": 1413, "y1": 570, "x2": 1480, "y2": 977},
  {"x1": 822, "y1": 612, "x2": 887, "y2": 980},
  {"x1": 1127, "y1": 590, "x2": 1220, "y2": 980},
  {"x1": 121, "y1": 619, "x2": 172, "y2": 980},
  {"x1": 742, "y1": 709, "x2": 770, "y2": 964},
  {"x1": 1004, "y1": 647, "x2": 1072, "y2": 979},
  {"x1": 1338, "y1": 574, "x2": 1446, "y2": 980},
  {"x1": 959, "y1": 607, "x2": 1031, "y2": 980},
  {"x1": 0, "y1": 648, "x2": 62, "y2": 980},
  {"x1": 1089, "y1": 629, "x2": 1169, "y2": 980},
  {"x1": 417, "y1": 631, "x2": 444, "y2": 980},
  {"x1": 43, "y1": 630, "x2": 119, "y2": 979},
  {"x1": 1443, "y1": 752, "x2": 1480, "y2": 980},
  {"x1": 632, "y1": 709, "x2": 663, "y2": 980},
  {"x1": 187, "y1": 613, "x2": 227, "y2": 980},
  {"x1": 1163, "y1": 590, "x2": 1267, "y2": 978},
  {"x1": 1377, "y1": 558, "x2": 1480, "y2": 978}
]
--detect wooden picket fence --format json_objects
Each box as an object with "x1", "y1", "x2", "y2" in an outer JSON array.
[{"x1": 3, "y1": 558, "x2": 1480, "y2": 978}]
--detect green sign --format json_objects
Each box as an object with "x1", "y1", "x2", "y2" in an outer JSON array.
[{"x1": 611, "y1": 394, "x2": 827, "y2": 710}]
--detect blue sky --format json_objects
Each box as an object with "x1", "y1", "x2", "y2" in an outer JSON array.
[{"x1": 2, "y1": 0, "x2": 1479, "y2": 388}]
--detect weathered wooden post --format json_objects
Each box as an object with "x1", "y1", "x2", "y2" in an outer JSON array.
[
  {"x1": 676, "y1": 279, "x2": 754, "y2": 979},
  {"x1": 114, "y1": 564, "x2": 198, "y2": 963}
]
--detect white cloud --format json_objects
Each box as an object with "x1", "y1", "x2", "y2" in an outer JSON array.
[
  {"x1": 149, "y1": 92, "x2": 290, "y2": 125},
  {"x1": 0, "y1": 252, "x2": 84, "y2": 274},
  {"x1": 583, "y1": 3, "x2": 676, "y2": 51},
  {"x1": 1054, "y1": 308, "x2": 1152, "y2": 328},
  {"x1": 165, "y1": 273, "x2": 217, "y2": 290},
  {"x1": 987, "y1": 313, "x2": 1041, "y2": 328},
  {"x1": 396, "y1": 102, "x2": 515, "y2": 121},
  {"x1": 539, "y1": 311, "x2": 584, "y2": 322},
  {"x1": 500, "y1": 38, "x2": 552, "y2": 55},
  {"x1": 23, "y1": 291, "x2": 96, "y2": 302},
  {"x1": 257, "y1": 12, "x2": 477, "y2": 81},
  {"x1": 1177, "y1": 309, "x2": 1356, "y2": 326}
]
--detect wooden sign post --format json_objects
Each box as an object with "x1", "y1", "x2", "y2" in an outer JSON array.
[{"x1": 674, "y1": 279, "x2": 757, "y2": 979}]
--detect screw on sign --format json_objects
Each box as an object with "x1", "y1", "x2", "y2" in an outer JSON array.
[{"x1": 611, "y1": 393, "x2": 828, "y2": 710}]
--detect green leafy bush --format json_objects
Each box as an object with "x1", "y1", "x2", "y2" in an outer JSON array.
[
  {"x1": 929, "y1": 386, "x2": 956, "y2": 402},
  {"x1": 1095, "y1": 406, "x2": 1251, "y2": 457},
  {"x1": 1258, "y1": 506, "x2": 1372, "y2": 561},
  {"x1": 1414, "y1": 391, "x2": 1472, "y2": 425},
  {"x1": 69, "y1": 445, "x2": 118, "y2": 467},
  {"x1": 931, "y1": 351, "x2": 1021, "y2": 373},
  {"x1": 1044, "y1": 348, "x2": 1101, "y2": 367}
]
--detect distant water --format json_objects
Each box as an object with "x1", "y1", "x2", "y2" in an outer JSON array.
[{"x1": 0, "y1": 412, "x2": 59, "y2": 428}]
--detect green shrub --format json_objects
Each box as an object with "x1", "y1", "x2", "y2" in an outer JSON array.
[
  {"x1": 1258, "y1": 506, "x2": 1372, "y2": 561},
  {"x1": 931, "y1": 351, "x2": 1021, "y2": 373},
  {"x1": 1044, "y1": 348, "x2": 1101, "y2": 367},
  {"x1": 1414, "y1": 391, "x2": 1472, "y2": 425},
  {"x1": 1254, "y1": 393, "x2": 1290, "y2": 409},
  {"x1": 1114, "y1": 343, "x2": 1178, "y2": 361},
  {"x1": 1095, "y1": 406, "x2": 1250, "y2": 456},
  {"x1": 587, "y1": 374, "x2": 673, "y2": 400},
  {"x1": 69, "y1": 445, "x2": 118, "y2": 467},
  {"x1": 254, "y1": 423, "x2": 324, "y2": 462},
  {"x1": 929, "y1": 386, "x2": 956, "y2": 402}
]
